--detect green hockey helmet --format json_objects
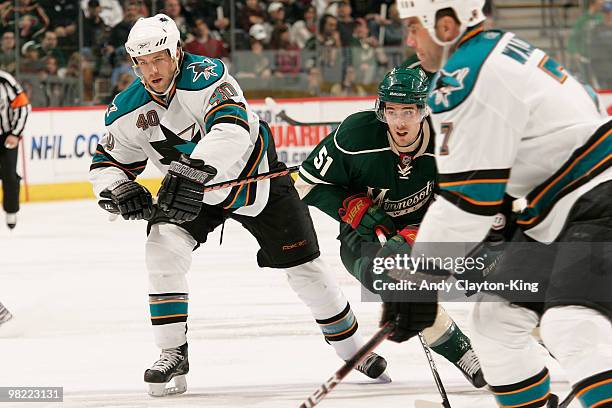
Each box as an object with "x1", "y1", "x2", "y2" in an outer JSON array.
[{"x1": 376, "y1": 67, "x2": 430, "y2": 123}]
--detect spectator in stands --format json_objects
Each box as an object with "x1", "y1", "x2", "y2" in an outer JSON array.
[
  {"x1": 163, "y1": 0, "x2": 189, "y2": 41},
  {"x1": 330, "y1": 65, "x2": 366, "y2": 96},
  {"x1": 351, "y1": 0, "x2": 388, "y2": 19},
  {"x1": 107, "y1": 0, "x2": 142, "y2": 52},
  {"x1": 304, "y1": 13, "x2": 340, "y2": 68},
  {"x1": 104, "y1": 71, "x2": 133, "y2": 104},
  {"x1": 0, "y1": 31, "x2": 16, "y2": 74},
  {"x1": 183, "y1": 17, "x2": 228, "y2": 60},
  {"x1": 80, "y1": 0, "x2": 123, "y2": 28},
  {"x1": 109, "y1": 47, "x2": 134, "y2": 88},
  {"x1": 337, "y1": 0, "x2": 356, "y2": 47},
  {"x1": 268, "y1": 2, "x2": 287, "y2": 31},
  {"x1": 239, "y1": 0, "x2": 266, "y2": 32},
  {"x1": 19, "y1": 40, "x2": 45, "y2": 74},
  {"x1": 589, "y1": 1, "x2": 612, "y2": 88},
  {"x1": 350, "y1": 18, "x2": 386, "y2": 86},
  {"x1": 270, "y1": 24, "x2": 301, "y2": 76},
  {"x1": 568, "y1": 0, "x2": 603, "y2": 81},
  {"x1": 306, "y1": 66, "x2": 323, "y2": 96},
  {"x1": 40, "y1": 31, "x2": 66, "y2": 68},
  {"x1": 1, "y1": 0, "x2": 49, "y2": 42},
  {"x1": 248, "y1": 23, "x2": 269, "y2": 46},
  {"x1": 367, "y1": 3, "x2": 403, "y2": 46},
  {"x1": 41, "y1": 0, "x2": 79, "y2": 51},
  {"x1": 234, "y1": 38, "x2": 272, "y2": 82},
  {"x1": 290, "y1": 5, "x2": 316, "y2": 48},
  {"x1": 82, "y1": 0, "x2": 110, "y2": 55}
]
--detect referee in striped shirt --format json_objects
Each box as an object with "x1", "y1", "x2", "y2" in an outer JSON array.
[{"x1": 0, "y1": 70, "x2": 30, "y2": 230}]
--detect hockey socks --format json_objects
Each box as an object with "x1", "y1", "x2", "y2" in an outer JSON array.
[
  {"x1": 316, "y1": 303, "x2": 359, "y2": 346},
  {"x1": 428, "y1": 321, "x2": 471, "y2": 363},
  {"x1": 491, "y1": 368, "x2": 551, "y2": 407},
  {"x1": 149, "y1": 293, "x2": 189, "y2": 325},
  {"x1": 573, "y1": 369, "x2": 612, "y2": 408}
]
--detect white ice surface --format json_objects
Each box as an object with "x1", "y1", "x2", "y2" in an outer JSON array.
[{"x1": 0, "y1": 200, "x2": 577, "y2": 407}]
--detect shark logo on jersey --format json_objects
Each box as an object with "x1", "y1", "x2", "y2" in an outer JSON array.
[
  {"x1": 106, "y1": 95, "x2": 118, "y2": 117},
  {"x1": 150, "y1": 123, "x2": 202, "y2": 164},
  {"x1": 187, "y1": 59, "x2": 219, "y2": 82},
  {"x1": 431, "y1": 68, "x2": 469, "y2": 108}
]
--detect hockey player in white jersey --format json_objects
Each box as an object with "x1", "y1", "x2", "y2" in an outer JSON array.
[
  {"x1": 380, "y1": 1, "x2": 612, "y2": 407},
  {"x1": 89, "y1": 14, "x2": 390, "y2": 397}
]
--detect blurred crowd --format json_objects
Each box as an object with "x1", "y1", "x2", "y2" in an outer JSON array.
[
  {"x1": 0, "y1": 0, "x2": 417, "y2": 105},
  {"x1": 0, "y1": 0, "x2": 608, "y2": 106},
  {"x1": 567, "y1": 0, "x2": 612, "y2": 89}
]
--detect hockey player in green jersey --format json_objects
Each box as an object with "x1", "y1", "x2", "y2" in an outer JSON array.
[{"x1": 295, "y1": 66, "x2": 486, "y2": 388}]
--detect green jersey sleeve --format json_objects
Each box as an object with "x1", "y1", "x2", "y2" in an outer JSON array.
[{"x1": 295, "y1": 131, "x2": 354, "y2": 222}]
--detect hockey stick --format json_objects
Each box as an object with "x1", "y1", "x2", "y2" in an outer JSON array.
[
  {"x1": 98, "y1": 165, "x2": 300, "y2": 218},
  {"x1": 264, "y1": 97, "x2": 341, "y2": 127},
  {"x1": 298, "y1": 321, "x2": 396, "y2": 408},
  {"x1": 375, "y1": 229, "x2": 452, "y2": 408}
]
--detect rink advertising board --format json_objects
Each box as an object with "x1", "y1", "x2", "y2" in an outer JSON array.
[
  {"x1": 12, "y1": 97, "x2": 375, "y2": 202},
  {"x1": 6, "y1": 92, "x2": 611, "y2": 203}
]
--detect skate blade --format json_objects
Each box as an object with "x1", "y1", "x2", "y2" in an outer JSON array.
[
  {"x1": 414, "y1": 399, "x2": 445, "y2": 408},
  {"x1": 373, "y1": 372, "x2": 392, "y2": 384},
  {"x1": 148, "y1": 375, "x2": 187, "y2": 397}
]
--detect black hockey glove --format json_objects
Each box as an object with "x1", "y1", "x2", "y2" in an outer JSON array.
[
  {"x1": 100, "y1": 180, "x2": 154, "y2": 220},
  {"x1": 380, "y1": 300, "x2": 438, "y2": 343},
  {"x1": 157, "y1": 154, "x2": 217, "y2": 223}
]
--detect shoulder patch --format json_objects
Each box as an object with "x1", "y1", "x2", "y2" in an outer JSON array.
[
  {"x1": 176, "y1": 53, "x2": 225, "y2": 91},
  {"x1": 105, "y1": 79, "x2": 151, "y2": 126},
  {"x1": 428, "y1": 30, "x2": 504, "y2": 114}
]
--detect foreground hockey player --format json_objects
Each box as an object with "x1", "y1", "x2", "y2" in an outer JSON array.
[
  {"x1": 296, "y1": 66, "x2": 486, "y2": 388},
  {"x1": 89, "y1": 14, "x2": 390, "y2": 397},
  {"x1": 387, "y1": 1, "x2": 612, "y2": 407}
]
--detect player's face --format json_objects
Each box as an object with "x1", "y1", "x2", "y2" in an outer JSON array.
[
  {"x1": 405, "y1": 17, "x2": 444, "y2": 71},
  {"x1": 134, "y1": 50, "x2": 177, "y2": 93},
  {"x1": 384, "y1": 102, "x2": 423, "y2": 148}
]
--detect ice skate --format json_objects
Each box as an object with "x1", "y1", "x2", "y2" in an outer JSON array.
[
  {"x1": 454, "y1": 348, "x2": 487, "y2": 388},
  {"x1": 354, "y1": 352, "x2": 391, "y2": 383},
  {"x1": 144, "y1": 342, "x2": 189, "y2": 397},
  {"x1": 6, "y1": 213, "x2": 16, "y2": 230}
]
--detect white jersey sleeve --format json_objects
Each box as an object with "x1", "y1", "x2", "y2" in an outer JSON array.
[
  {"x1": 89, "y1": 109, "x2": 149, "y2": 197},
  {"x1": 189, "y1": 69, "x2": 252, "y2": 176}
]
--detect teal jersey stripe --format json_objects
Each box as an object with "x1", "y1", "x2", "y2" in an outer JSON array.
[
  {"x1": 320, "y1": 310, "x2": 356, "y2": 336},
  {"x1": 441, "y1": 181, "x2": 507, "y2": 204},
  {"x1": 205, "y1": 104, "x2": 249, "y2": 133},
  {"x1": 226, "y1": 126, "x2": 269, "y2": 209},
  {"x1": 91, "y1": 153, "x2": 146, "y2": 176},
  {"x1": 518, "y1": 134, "x2": 611, "y2": 224},
  {"x1": 149, "y1": 301, "x2": 188, "y2": 318},
  {"x1": 579, "y1": 381, "x2": 612, "y2": 408},
  {"x1": 494, "y1": 375, "x2": 550, "y2": 407}
]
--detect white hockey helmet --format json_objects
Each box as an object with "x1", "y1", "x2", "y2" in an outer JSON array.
[
  {"x1": 397, "y1": 0, "x2": 486, "y2": 45},
  {"x1": 125, "y1": 14, "x2": 181, "y2": 95},
  {"x1": 125, "y1": 14, "x2": 181, "y2": 61}
]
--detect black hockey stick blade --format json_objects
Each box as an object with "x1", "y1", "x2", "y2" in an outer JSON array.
[{"x1": 298, "y1": 321, "x2": 396, "y2": 408}]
